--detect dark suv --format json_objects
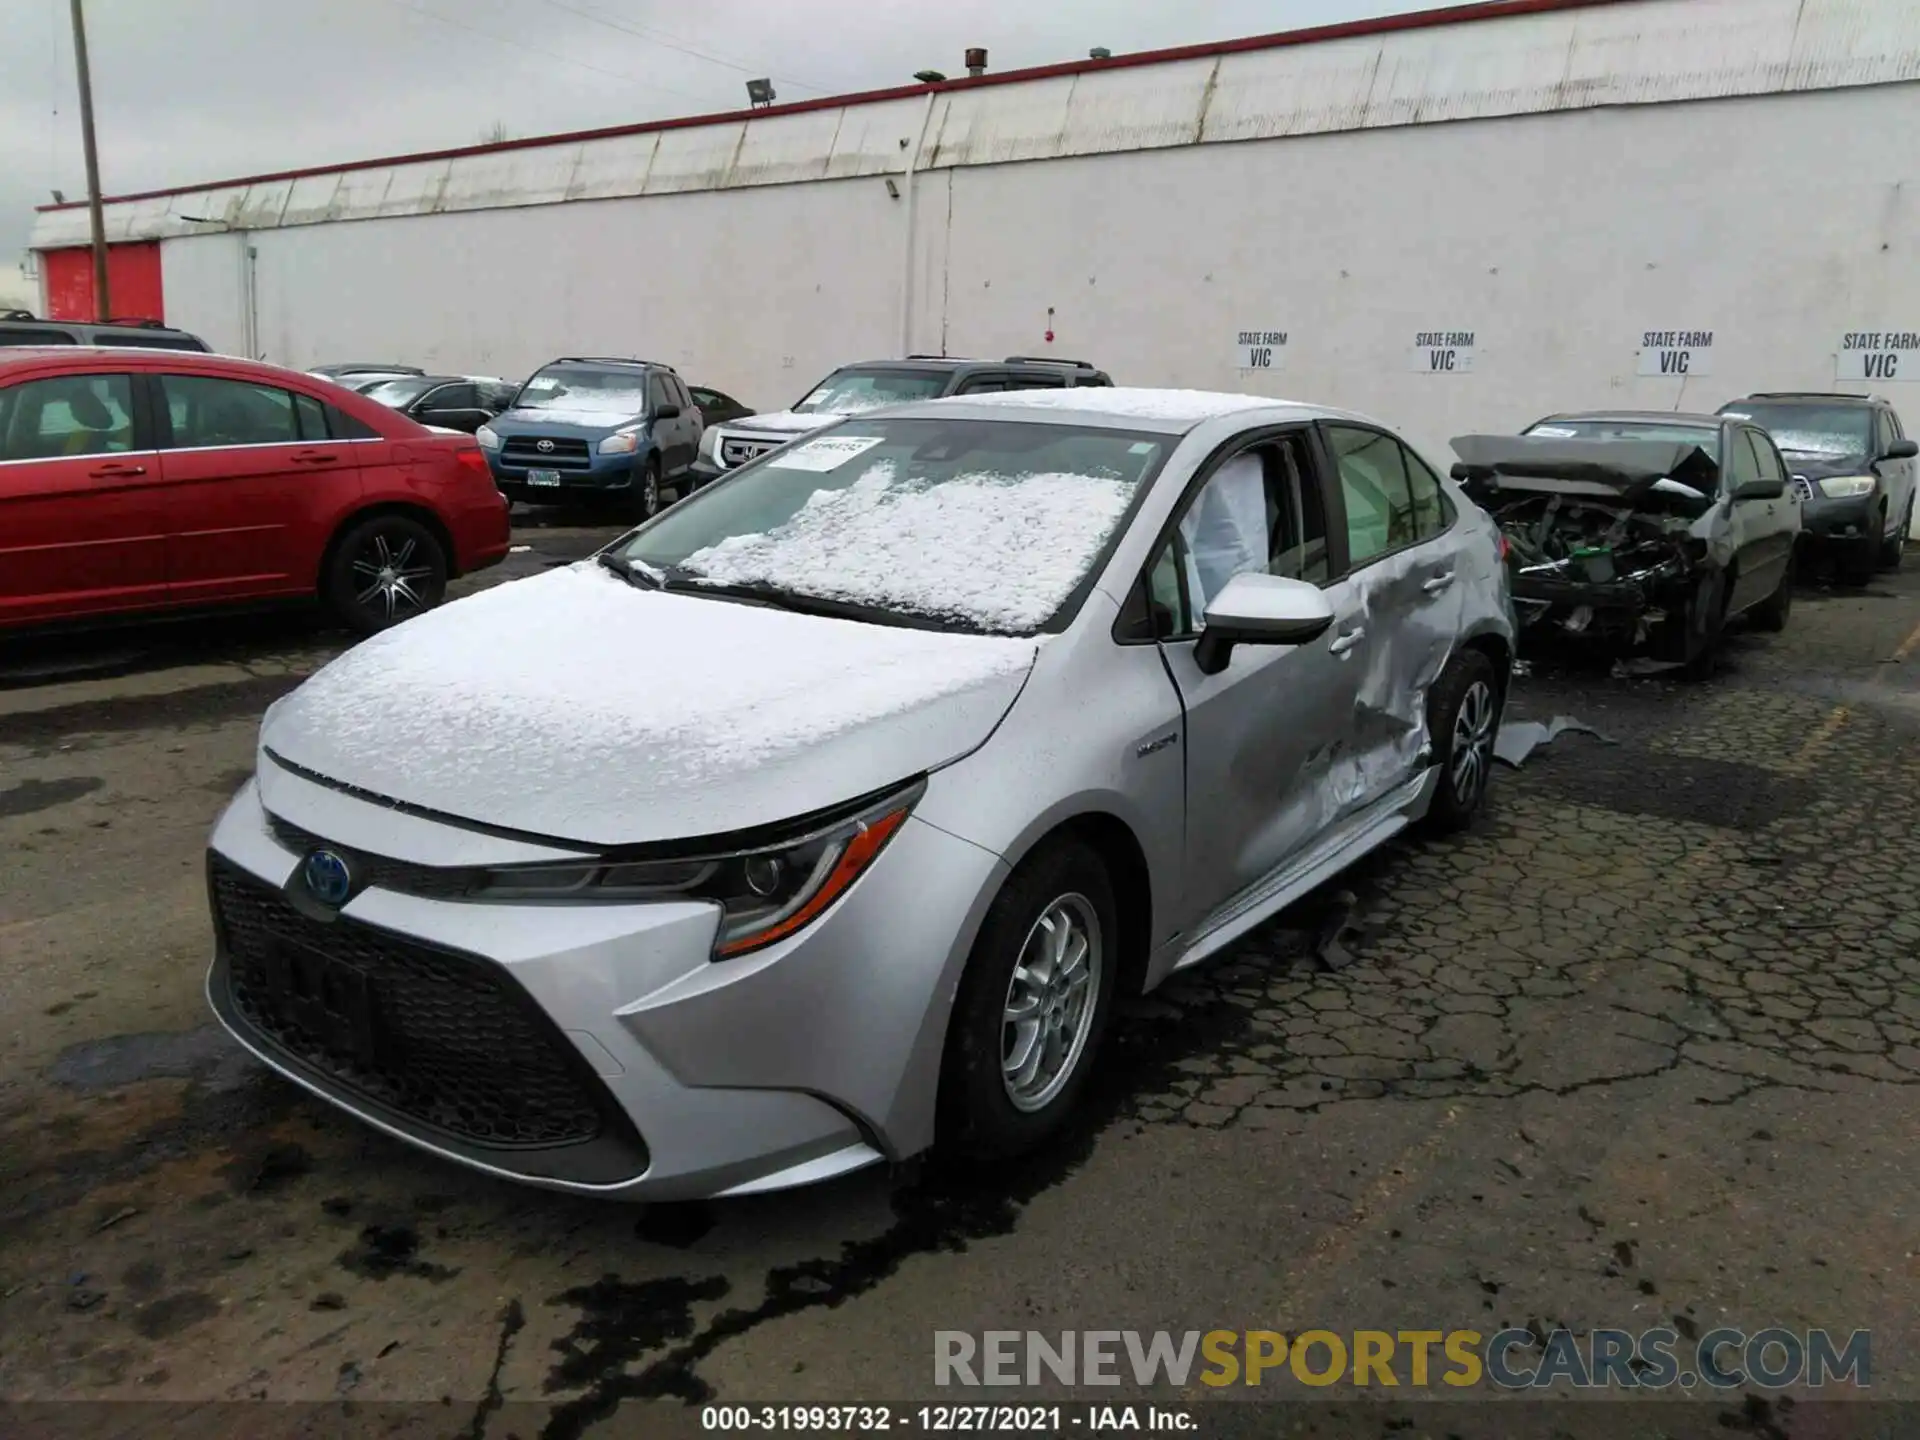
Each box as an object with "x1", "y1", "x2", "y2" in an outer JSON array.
[
  {"x1": 1717, "y1": 392, "x2": 1918, "y2": 583},
  {"x1": 690, "y1": 355, "x2": 1113, "y2": 485},
  {"x1": 476, "y1": 357, "x2": 703, "y2": 520},
  {"x1": 0, "y1": 314, "x2": 211, "y2": 352}
]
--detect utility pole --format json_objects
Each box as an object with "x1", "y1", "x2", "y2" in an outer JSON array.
[{"x1": 70, "y1": 0, "x2": 111, "y2": 320}]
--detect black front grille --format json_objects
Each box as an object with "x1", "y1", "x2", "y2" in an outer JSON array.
[
  {"x1": 211, "y1": 856, "x2": 618, "y2": 1152},
  {"x1": 502, "y1": 435, "x2": 592, "y2": 467}
]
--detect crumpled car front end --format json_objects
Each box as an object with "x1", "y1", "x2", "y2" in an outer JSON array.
[{"x1": 1451, "y1": 435, "x2": 1722, "y2": 651}]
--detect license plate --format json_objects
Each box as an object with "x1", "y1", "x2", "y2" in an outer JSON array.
[{"x1": 527, "y1": 469, "x2": 563, "y2": 486}]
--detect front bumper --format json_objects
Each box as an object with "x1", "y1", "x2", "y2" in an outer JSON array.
[
  {"x1": 205, "y1": 769, "x2": 1005, "y2": 1200},
  {"x1": 487, "y1": 446, "x2": 644, "y2": 500},
  {"x1": 1796, "y1": 494, "x2": 1880, "y2": 548}
]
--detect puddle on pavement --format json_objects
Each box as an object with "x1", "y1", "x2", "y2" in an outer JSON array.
[
  {"x1": 0, "y1": 776, "x2": 105, "y2": 818},
  {"x1": 46, "y1": 1026, "x2": 256, "y2": 1094}
]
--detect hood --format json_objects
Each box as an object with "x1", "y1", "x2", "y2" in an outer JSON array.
[
  {"x1": 1778, "y1": 450, "x2": 1873, "y2": 482},
  {"x1": 722, "y1": 409, "x2": 841, "y2": 438},
  {"x1": 1450, "y1": 435, "x2": 1719, "y2": 506},
  {"x1": 260, "y1": 563, "x2": 1039, "y2": 848},
  {"x1": 491, "y1": 406, "x2": 640, "y2": 436}
]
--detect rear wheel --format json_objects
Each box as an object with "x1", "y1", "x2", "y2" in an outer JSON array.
[
  {"x1": 940, "y1": 840, "x2": 1117, "y2": 1161},
  {"x1": 1422, "y1": 649, "x2": 1500, "y2": 834},
  {"x1": 323, "y1": 514, "x2": 448, "y2": 635}
]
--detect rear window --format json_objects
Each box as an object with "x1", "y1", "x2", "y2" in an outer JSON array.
[
  {"x1": 0, "y1": 327, "x2": 78, "y2": 346},
  {"x1": 1525, "y1": 419, "x2": 1721, "y2": 463}
]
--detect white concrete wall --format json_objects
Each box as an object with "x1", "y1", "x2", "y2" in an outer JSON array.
[{"x1": 156, "y1": 80, "x2": 1920, "y2": 479}]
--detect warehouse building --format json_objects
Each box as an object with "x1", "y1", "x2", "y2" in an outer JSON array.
[{"x1": 26, "y1": 0, "x2": 1920, "y2": 473}]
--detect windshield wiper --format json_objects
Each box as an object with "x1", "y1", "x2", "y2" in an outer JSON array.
[
  {"x1": 662, "y1": 574, "x2": 970, "y2": 632},
  {"x1": 596, "y1": 551, "x2": 663, "y2": 589}
]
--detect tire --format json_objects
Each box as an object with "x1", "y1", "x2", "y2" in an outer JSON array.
[
  {"x1": 939, "y1": 840, "x2": 1118, "y2": 1162},
  {"x1": 1881, "y1": 501, "x2": 1911, "y2": 571},
  {"x1": 622, "y1": 458, "x2": 662, "y2": 524},
  {"x1": 323, "y1": 514, "x2": 448, "y2": 636},
  {"x1": 1421, "y1": 648, "x2": 1500, "y2": 835},
  {"x1": 1749, "y1": 550, "x2": 1794, "y2": 633},
  {"x1": 1650, "y1": 568, "x2": 1726, "y2": 676},
  {"x1": 1836, "y1": 537, "x2": 1876, "y2": 588}
]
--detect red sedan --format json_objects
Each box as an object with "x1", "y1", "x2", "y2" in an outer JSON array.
[{"x1": 0, "y1": 347, "x2": 511, "y2": 635}]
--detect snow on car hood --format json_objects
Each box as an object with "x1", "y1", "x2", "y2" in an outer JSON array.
[
  {"x1": 260, "y1": 563, "x2": 1039, "y2": 847},
  {"x1": 723, "y1": 409, "x2": 841, "y2": 437}
]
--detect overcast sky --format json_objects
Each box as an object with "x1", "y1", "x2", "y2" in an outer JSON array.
[{"x1": 2, "y1": 0, "x2": 1444, "y2": 285}]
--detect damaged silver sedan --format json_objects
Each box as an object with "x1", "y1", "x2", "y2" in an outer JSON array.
[
  {"x1": 207, "y1": 390, "x2": 1515, "y2": 1200},
  {"x1": 1452, "y1": 414, "x2": 1800, "y2": 671}
]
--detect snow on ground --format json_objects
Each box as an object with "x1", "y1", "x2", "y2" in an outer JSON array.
[{"x1": 681, "y1": 463, "x2": 1135, "y2": 632}]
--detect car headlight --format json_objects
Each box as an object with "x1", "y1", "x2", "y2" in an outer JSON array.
[
  {"x1": 474, "y1": 781, "x2": 922, "y2": 958},
  {"x1": 1817, "y1": 475, "x2": 1876, "y2": 498},
  {"x1": 599, "y1": 429, "x2": 642, "y2": 455},
  {"x1": 698, "y1": 427, "x2": 723, "y2": 463},
  {"x1": 475, "y1": 424, "x2": 501, "y2": 451}
]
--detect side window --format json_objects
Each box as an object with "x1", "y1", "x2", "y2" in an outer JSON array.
[
  {"x1": 690, "y1": 387, "x2": 718, "y2": 408},
  {"x1": 327, "y1": 404, "x2": 379, "y2": 440},
  {"x1": 1074, "y1": 374, "x2": 1112, "y2": 388},
  {"x1": 956, "y1": 376, "x2": 1008, "y2": 394},
  {"x1": 1401, "y1": 444, "x2": 1454, "y2": 539},
  {"x1": 293, "y1": 392, "x2": 329, "y2": 441},
  {"x1": 1008, "y1": 371, "x2": 1067, "y2": 389},
  {"x1": 1877, "y1": 410, "x2": 1899, "y2": 454},
  {"x1": 428, "y1": 383, "x2": 478, "y2": 411},
  {"x1": 672, "y1": 376, "x2": 695, "y2": 409},
  {"x1": 1727, "y1": 429, "x2": 1764, "y2": 492},
  {"x1": 1144, "y1": 434, "x2": 1330, "y2": 638},
  {"x1": 1751, "y1": 430, "x2": 1786, "y2": 484},
  {"x1": 1326, "y1": 424, "x2": 1418, "y2": 566},
  {"x1": 0, "y1": 327, "x2": 78, "y2": 346},
  {"x1": 159, "y1": 374, "x2": 298, "y2": 448},
  {"x1": 647, "y1": 374, "x2": 673, "y2": 412},
  {"x1": 0, "y1": 373, "x2": 136, "y2": 460}
]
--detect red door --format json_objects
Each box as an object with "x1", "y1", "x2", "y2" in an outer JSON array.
[
  {"x1": 0, "y1": 369, "x2": 169, "y2": 625},
  {"x1": 42, "y1": 242, "x2": 167, "y2": 323},
  {"x1": 152, "y1": 372, "x2": 361, "y2": 602}
]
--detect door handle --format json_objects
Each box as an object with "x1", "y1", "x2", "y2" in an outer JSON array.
[
  {"x1": 1329, "y1": 627, "x2": 1366, "y2": 656},
  {"x1": 1422, "y1": 571, "x2": 1456, "y2": 595},
  {"x1": 292, "y1": 450, "x2": 339, "y2": 465},
  {"x1": 88, "y1": 462, "x2": 146, "y2": 478}
]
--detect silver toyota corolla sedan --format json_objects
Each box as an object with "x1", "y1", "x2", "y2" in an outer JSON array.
[{"x1": 205, "y1": 388, "x2": 1517, "y2": 1201}]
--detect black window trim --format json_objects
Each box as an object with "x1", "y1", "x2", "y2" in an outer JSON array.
[
  {"x1": 1315, "y1": 420, "x2": 1458, "y2": 580},
  {"x1": 1112, "y1": 420, "x2": 1332, "y2": 647}
]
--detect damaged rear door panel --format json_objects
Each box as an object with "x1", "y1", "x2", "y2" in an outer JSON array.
[{"x1": 1320, "y1": 424, "x2": 1469, "y2": 809}]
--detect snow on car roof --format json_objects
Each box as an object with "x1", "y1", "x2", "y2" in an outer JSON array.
[{"x1": 927, "y1": 387, "x2": 1312, "y2": 427}]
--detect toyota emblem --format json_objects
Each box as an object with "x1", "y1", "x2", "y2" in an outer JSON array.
[{"x1": 535, "y1": 439, "x2": 556, "y2": 453}]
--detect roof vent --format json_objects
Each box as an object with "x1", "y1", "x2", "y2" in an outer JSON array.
[{"x1": 965, "y1": 47, "x2": 988, "y2": 78}]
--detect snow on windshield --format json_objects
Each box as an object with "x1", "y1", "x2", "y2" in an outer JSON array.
[
  {"x1": 959, "y1": 388, "x2": 1283, "y2": 423},
  {"x1": 681, "y1": 462, "x2": 1135, "y2": 632},
  {"x1": 516, "y1": 371, "x2": 647, "y2": 417}
]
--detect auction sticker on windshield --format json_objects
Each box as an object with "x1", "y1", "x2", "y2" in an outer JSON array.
[{"x1": 767, "y1": 435, "x2": 886, "y2": 471}]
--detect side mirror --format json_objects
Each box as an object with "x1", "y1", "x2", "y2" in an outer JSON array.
[
  {"x1": 1882, "y1": 438, "x2": 1919, "y2": 462},
  {"x1": 1193, "y1": 573, "x2": 1335, "y2": 676},
  {"x1": 653, "y1": 403, "x2": 682, "y2": 421},
  {"x1": 1732, "y1": 478, "x2": 1785, "y2": 501}
]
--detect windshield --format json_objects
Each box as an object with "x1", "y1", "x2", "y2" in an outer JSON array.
[
  {"x1": 361, "y1": 377, "x2": 438, "y2": 408},
  {"x1": 1719, "y1": 403, "x2": 1874, "y2": 459},
  {"x1": 1525, "y1": 419, "x2": 1721, "y2": 462},
  {"x1": 513, "y1": 365, "x2": 648, "y2": 419},
  {"x1": 791, "y1": 368, "x2": 951, "y2": 416},
  {"x1": 619, "y1": 417, "x2": 1170, "y2": 634}
]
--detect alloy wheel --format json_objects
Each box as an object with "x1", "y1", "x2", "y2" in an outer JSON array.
[
  {"x1": 1001, "y1": 894, "x2": 1103, "y2": 1113},
  {"x1": 1450, "y1": 678, "x2": 1496, "y2": 807},
  {"x1": 349, "y1": 532, "x2": 436, "y2": 625}
]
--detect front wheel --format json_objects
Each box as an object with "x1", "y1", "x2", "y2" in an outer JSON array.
[
  {"x1": 323, "y1": 515, "x2": 448, "y2": 635},
  {"x1": 1749, "y1": 551, "x2": 1794, "y2": 633},
  {"x1": 940, "y1": 840, "x2": 1117, "y2": 1161},
  {"x1": 1881, "y1": 501, "x2": 1911, "y2": 571},
  {"x1": 1422, "y1": 649, "x2": 1500, "y2": 834},
  {"x1": 1651, "y1": 569, "x2": 1726, "y2": 676},
  {"x1": 622, "y1": 458, "x2": 662, "y2": 524}
]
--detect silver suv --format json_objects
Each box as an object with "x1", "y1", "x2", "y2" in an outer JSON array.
[{"x1": 207, "y1": 388, "x2": 1515, "y2": 1200}]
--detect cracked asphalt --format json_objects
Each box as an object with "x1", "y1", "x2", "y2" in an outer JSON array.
[{"x1": 1, "y1": 517, "x2": 1916, "y2": 1439}]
